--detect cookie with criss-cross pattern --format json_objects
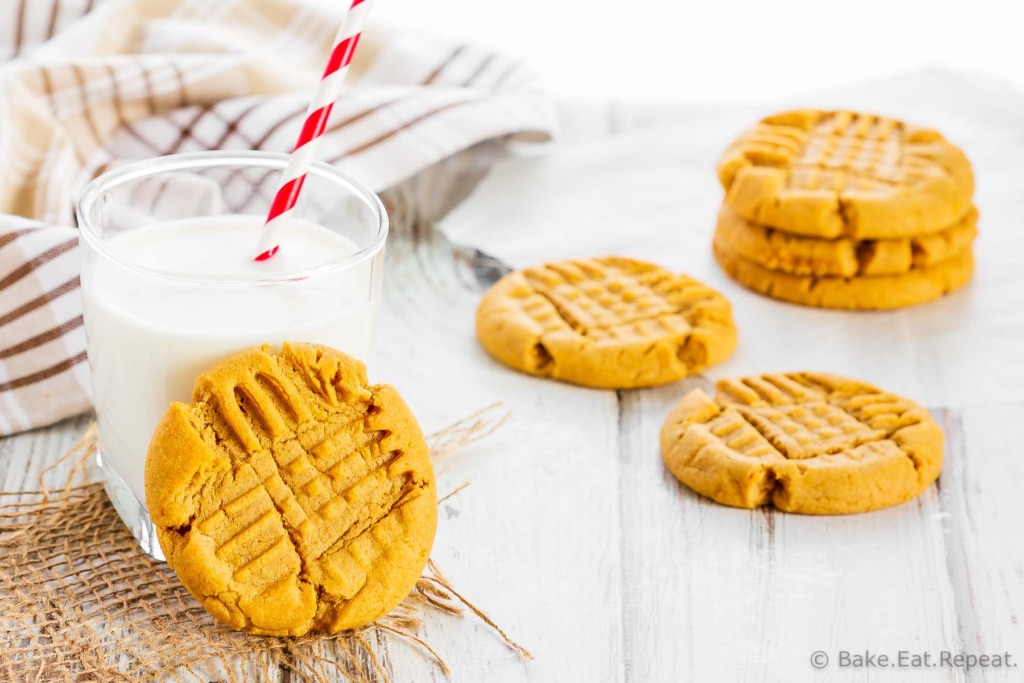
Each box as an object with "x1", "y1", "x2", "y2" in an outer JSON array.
[
  {"x1": 475, "y1": 257, "x2": 738, "y2": 389},
  {"x1": 145, "y1": 342, "x2": 437, "y2": 636},
  {"x1": 717, "y1": 110, "x2": 974, "y2": 239},
  {"x1": 660, "y1": 373, "x2": 943, "y2": 514}
]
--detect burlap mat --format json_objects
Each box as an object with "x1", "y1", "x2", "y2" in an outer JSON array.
[{"x1": 0, "y1": 407, "x2": 528, "y2": 682}]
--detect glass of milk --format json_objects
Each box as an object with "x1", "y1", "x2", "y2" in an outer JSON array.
[{"x1": 77, "y1": 151, "x2": 388, "y2": 559}]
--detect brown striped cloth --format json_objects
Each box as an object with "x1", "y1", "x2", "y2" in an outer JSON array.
[{"x1": 0, "y1": 0, "x2": 556, "y2": 435}]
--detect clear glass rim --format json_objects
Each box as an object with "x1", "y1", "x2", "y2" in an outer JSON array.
[{"x1": 76, "y1": 151, "x2": 389, "y2": 286}]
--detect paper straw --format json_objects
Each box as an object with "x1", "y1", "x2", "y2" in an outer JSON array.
[{"x1": 253, "y1": 0, "x2": 371, "y2": 261}]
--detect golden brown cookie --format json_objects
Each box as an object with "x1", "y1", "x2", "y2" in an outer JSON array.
[
  {"x1": 476, "y1": 257, "x2": 738, "y2": 389},
  {"x1": 715, "y1": 204, "x2": 978, "y2": 278},
  {"x1": 712, "y1": 235, "x2": 973, "y2": 310},
  {"x1": 660, "y1": 373, "x2": 943, "y2": 514},
  {"x1": 717, "y1": 110, "x2": 974, "y2": 239},
  {"x1": 145, "y1": 342, "x2": 437, "y2": 636}
]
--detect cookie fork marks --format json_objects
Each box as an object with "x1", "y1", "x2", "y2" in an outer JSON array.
[
  {"x1": 660, "y1": 372, "x2": 944, "y2": 514},
  {"x1": 146, "y1": 343, "x2": 437, "y2": 637},
  {"x1": 476, "y1": 257, "x2": 738, "y2": 389},
  {"x1": 718, "y1": 109, "x2": 974, "y2": 239}
]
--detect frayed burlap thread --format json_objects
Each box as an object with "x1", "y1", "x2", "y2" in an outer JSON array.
[{"x1": 0, "y1": 406, "x2": 527, "y2": 682}]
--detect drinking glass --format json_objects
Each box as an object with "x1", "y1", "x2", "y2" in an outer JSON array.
[{"x1": 77, "y1": 151, "x2": 388, "y2": 559}]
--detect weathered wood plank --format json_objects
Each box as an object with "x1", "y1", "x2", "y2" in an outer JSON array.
[
  {"x1": 938, "y1": 404, "x2": 1024, "y2": 683},
  {"x1": 0, "y1": 414, "x2": 93, "y2": 496}
]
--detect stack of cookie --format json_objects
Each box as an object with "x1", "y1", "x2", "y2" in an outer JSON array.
[{"x1": 712, "y1": 110, "x2": 977, "y2": 309}]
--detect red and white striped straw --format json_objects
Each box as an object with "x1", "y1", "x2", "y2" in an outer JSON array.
[{"x1": 254, "y1": 0, "x2": 371, "y2": 261}]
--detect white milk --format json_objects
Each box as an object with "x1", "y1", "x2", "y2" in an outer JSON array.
[{"x1": 82, "y1": 215, "x2": 380, "y2": 507}]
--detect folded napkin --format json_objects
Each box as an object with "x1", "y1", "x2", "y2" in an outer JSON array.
[
  {"x1": 0, "y1": 0, "x2": 556, "y2": 435},
  {"x1": 441, "y1": 70, "x2": 1024, "y2": 408}
]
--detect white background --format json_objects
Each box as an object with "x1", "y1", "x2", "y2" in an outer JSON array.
[{"x1": 370, "y1": 0, "x2": 1024, "y2": 102}]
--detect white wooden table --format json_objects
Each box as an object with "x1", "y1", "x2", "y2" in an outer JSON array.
[{"x1": 3, "y1": 118, "x2": 1023, "y2": 682}]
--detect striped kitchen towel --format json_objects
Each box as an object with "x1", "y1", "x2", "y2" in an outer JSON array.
[{"x1": 0, "y1": 0, "x2": 556, "y2": 435}]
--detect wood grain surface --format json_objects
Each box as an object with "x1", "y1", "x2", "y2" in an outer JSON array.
[{"x1": 2, "y1": 110, "x2": 1022, "y2": 682}]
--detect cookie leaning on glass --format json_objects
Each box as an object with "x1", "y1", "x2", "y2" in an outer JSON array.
[{"x1": 145, "y1": 342, "x2": 437, "y2": 637}]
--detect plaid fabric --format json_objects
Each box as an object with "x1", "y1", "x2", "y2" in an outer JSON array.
[{"x1": 0, "y1": 0, "x2": 556, "y2": 435}]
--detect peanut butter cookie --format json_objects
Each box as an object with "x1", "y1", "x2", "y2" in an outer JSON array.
[
  {"x1": 717, "y1": 110, "x2": 974, "y2": 239},
  {"x1": 145, "y1": 342, "x2": 437, "y2": 636},
  {"x1": 712, "y1": 235, "x2": 973, "y2": 310},
  {"x1": 715, "y1": 204, "x2": 977, "y2": 278},
  {"x1": 476, "y1": 257, "x2": 738, "y2": 389},
  {"x1": 661, "y1": 373, "x2": 943, "y2": 514}
]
